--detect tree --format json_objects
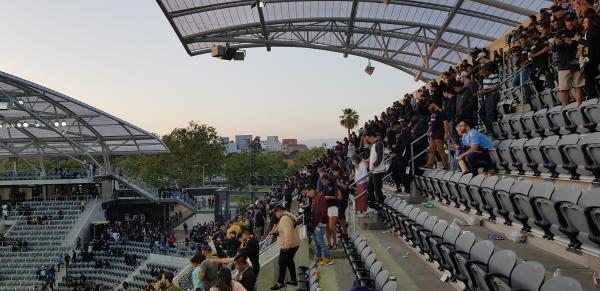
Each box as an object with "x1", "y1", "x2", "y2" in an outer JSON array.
[
  {"x1": 286, "y1": 147, "x2": 327, "y2": 174},
  {"x1": 340, "y1": 108, "x2": 360, "y2": 137},
  {"x1": 223, "y1": 151, "x2": 288, "y2": 190},
  {"x1": 115, "y1": 121, "x2": 225, "y2": 187}
]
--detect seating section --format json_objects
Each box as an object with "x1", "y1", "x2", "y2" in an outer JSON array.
[
  {"x1": 340, "y1": 233, "x2": 398, "y2": 291},
  {"x1": 0, "y1": 200, "x2": 82, "y2": 291},
  {"x1": 60, "y1": 252, "x2": 147, "y2": 290},
  {"x1": 379, "y1": 194, "x2": 583, "y2": 291},
  {"x1": 107, "y1": 240, "x2": 194, "y2": 258},
  {"x1": 416, "y1": 169, "x2": 600, "y2": 250},
  {"x1": 126, "y1": 263, "x2": 181, "y2": 289},
  {"x1": 296, "y1": 264, "x2": 323, "y2": 291}
]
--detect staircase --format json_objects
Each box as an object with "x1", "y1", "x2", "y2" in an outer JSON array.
[{"x1": 113, "y1": 171, "x2": 207, "y2": 213}]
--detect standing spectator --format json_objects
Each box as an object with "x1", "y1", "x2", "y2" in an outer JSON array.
[
  {"x1": 350, "y1": 155, "x2": 368, "y2": 214},
  {"x1": 320, "y1": 175, "x2": 339, "y2": 250},
  {"x1": 252, "y1": 207, "x2": 265, "y2": 241},
  {"x1": 366, "y1": 131, "x2": 385, "y2": 210},
  {"x1": 198, "y1": 245, "x2": 219, "y2": 291},
  {"x1": 579, "y1": 11, "x2": 600, "y2": 100},
  {"x1": 307, "y1": 186, "x2": 333, "y2": 266},
  {"x1": 528, "y1": 23, "x2": 551, "y2": 94},
  {"x1": 442, "y1": 86, "x2": 459, "y2": 144},
  {"x1": 270, "y1": 205, "x2": 300, "y2": 290},
  {"x1": 183, "y1": 222, "x2": 188, "y2": 235},
  {"x1": 554, "y1": 12, "x2": 586, "y2": 105},
  {"x1": 478, "y1": 63, "x2": 501, "y2": 135},
  {"x1": 238, "y1": 230, "x2": 260, "y2": 276},
  {"x1": 190, "y1": 255, "x2": 202, "y2": 291},
  {"x1": 426, "y1": 101, "x2": 449, "y2": 170}
]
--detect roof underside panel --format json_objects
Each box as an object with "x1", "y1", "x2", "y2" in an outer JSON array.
[
  {"x1": 0, "y1": 71, "x2": 169, "y2": 158},
  {"x1": 158, "y1": 0, "x2": 552, "y2": 81}
]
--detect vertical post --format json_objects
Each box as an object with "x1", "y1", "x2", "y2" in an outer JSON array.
[{"x1": 202, "y1": 164, "x2": 206, "y2": 187}]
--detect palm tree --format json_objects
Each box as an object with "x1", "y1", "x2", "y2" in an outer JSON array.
[{"x1": 339, "y1": 108, "x2": 360, "y2": 137}]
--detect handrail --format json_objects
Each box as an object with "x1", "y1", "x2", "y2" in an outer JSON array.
[{"x1": 348, "y1": 153, "x2": 395, "y2": 188}]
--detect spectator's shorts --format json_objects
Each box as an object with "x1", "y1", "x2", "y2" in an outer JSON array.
[
  {"x1": 558, "y1": 69, "x2": 586, "y2": 91},
  {"x1": 327, "y1": 206, "x2": 339, "y2": 217}
]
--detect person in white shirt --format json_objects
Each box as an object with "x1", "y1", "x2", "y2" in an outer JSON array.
[{"x1": 351, "y1": 155, "x2": 369, "y2": 214}]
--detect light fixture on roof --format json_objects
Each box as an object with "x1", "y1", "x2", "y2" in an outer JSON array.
[
  {"x1": 0, "y1": 97, "x2": 13, "y2": 110},
  {"x1": 54, "y1": 121, "x2": 60, "y2": 127},
  {"x1": 61, "y1": 121, "x2": 67, "y2": 127},
  {"x1": 23, "y1": 122, "x2": 29, "y2": 128},
  {"x1": 364, "y1": 60, "x2": 375, "y2": 76},
  {"x1": 16, "y1": 122, "x2": 22, "y2": 128},
  {"x1": 35, "y1": 122, "x2": 41, "y2": 127},
  {"x1": 17, "y1": 100, "x2": 24, "y2": 105},
  {"x1": 259, "y1": 0, "x2": 266, "y2": 8},
  {"x1": 211, "y1": 45, "x2": 245, "y2": 61}
]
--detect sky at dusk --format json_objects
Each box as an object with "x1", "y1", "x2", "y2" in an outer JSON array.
[{"x1": 0, "y1": 0, "x2": 423, "y2": 142}]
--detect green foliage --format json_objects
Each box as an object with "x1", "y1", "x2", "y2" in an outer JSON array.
[
  {"x1": 223, "y1": 151, "x2": 288, "y2": 190},
  {"x1": 339, "y1": 108, "x2": 360, "y2": 136},
  {"x1": 115, "y1": 121, "x2": 225, "y2": 187},
  {"x1": 286, "y1": 147, "x2": 327, "y2": 173}
]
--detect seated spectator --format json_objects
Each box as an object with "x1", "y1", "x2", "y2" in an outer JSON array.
[
  {"x1": 210, "y1": 269, "x2": 246, "y2": 291},
  {"x1": 454, "y1": 119, "x2": 495, "y2": 175}
]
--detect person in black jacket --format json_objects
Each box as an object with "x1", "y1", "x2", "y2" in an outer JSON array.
[
  {"x1": 554, "y1": 12, "x2": 585, "y2": 105},
  {"x1": 234, "y1": 254, "x2": 256, "y2": 291},
  {"x1": 579, "y1": 11, "x2": 600, "y2": 100},
  {"x1": 453, "y1": 76, "x2": 478, "y2": 123}
]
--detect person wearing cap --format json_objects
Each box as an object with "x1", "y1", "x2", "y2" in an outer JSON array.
[
  {"x1": 365, "y1": 131, "x2": 385, "y2": 210},
  {"x1": 453, "y1": 76, "x2": 477, "y2": 123},
  {"x1": 197, "y1": 245, "x2": 219, "y2": 291},
  {"x1": 426, "y1": 101, "x2": 449, "y2": 170},
  {"x1": 554, "y1": 12, "x2": 585, "y2": 105},
  {"x1": 270, "y1": 205, "x2": 300, "y2": 290},
  {"x1": 233, "y1": 254, "x2": 256, "y2": 291},
  {"x1": 478, "y1": 63, "x2": 501, "y2": 135},
  {"x1": 528, "y1": 22, "x2": 552, "y2": 94}
]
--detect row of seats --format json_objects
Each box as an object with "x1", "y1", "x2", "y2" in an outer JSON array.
[
  {"x1": 487, "y1": 133, "x2": 600, "y2": 180},
  {"x1": 127, "y1": 263, "x2": 181, "y2": 289},
  {"x1": 341, "y1": 234, "x2": 397, "y2": 291},
  {"x1": 416, "y1": 169, "x2": 600, "y2": 250},
  {"x1": 297, "y1": 264, "x2": 322, "y2": 291},
  {"x1": 379, "y1": 195, "x2": 583, "y2": 291},
  {"x1": 493, "y1": 98, "x2": 600, "y2": 140}
]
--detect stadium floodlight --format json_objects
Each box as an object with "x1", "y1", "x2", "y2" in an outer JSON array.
[
  {"x1": 54, "y1": 121, "x2": 60, "y2": 127},
  {"x1": 61, "y1": 121, "x2": 67, "y2": 127},
  {"x1": 259, "y1": 0, "x2": 266, "y2": 7},
  {"x1": 23, "y1": 122, "x2": 29, "y2": 128},
  {"x1": 16, "y1": 123, "x2": 22, "y2": 128},
  {"x1": 364, "y1": 60, "x2": 375, "y2": 76},
  {"x1": 35, "y1": 122, "x2": 41, "y2": 128}
]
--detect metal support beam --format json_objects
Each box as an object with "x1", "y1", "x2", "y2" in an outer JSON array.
[
  {"x1": 344, "y1": 0, "x2": 360, "y2": 57},
  {"x1": 470, "y1": 0, "x2": 538, "y2": 16},
  {"x1": 414, "y1": 0, "x2": 464, "y2": 81},
  {"x1": 255, "y1": 0, "x2": 271, "y2": 51}
]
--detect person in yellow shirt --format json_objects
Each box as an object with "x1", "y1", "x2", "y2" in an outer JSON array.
[{"x1": 226, "y1": 221, "x2": 241, "y2": 240}]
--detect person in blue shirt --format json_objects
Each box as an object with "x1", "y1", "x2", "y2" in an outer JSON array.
[{"x1": 455, "y1": 119, "x2": 495, "y2": 175}]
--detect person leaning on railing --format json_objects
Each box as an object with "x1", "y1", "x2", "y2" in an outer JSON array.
[{"x1": 350, "y1": 155, "x2": 369, "y2": 214}]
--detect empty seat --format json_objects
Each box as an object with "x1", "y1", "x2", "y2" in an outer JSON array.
[
  {"x1": 513, "y1": 181, "x2": 554, "y2": 233},
  {"x1": 559, "y1": 188, "x2": 600, "y2": 248},
  {"x1": 539, "y1": 135, "x2": 567, "y2": 178},
  {"x1": 533, "y1": 108, "x2": 552, "y2": 137},
  {"x1": 440, "y1": 231, "x2": 475, "y2": 276},
  {"x1": 564, "y1": 100, "x2": 595, "y2": 133},
  {"x1": 479, "y1": 175, "x2": 501, "y2": 221},
  {"x1": 467, "y1": 174, "x2": 487, "y2": 215},
  {"x1": 509, "y1": 113, "x2": 526, "y2": 138},
  {"x1": 431, "y1": 170, "x2": 447, "y2": 202},
  {"x1": 424, "y1": 220, "x2": 448, "y2": 261},
  {"x1": 540, "y1": 276, "x2": 583, "y2": 291},
  {"x1": 431, "y1": 225, "x2": 461, "y2": 266},
  {"x1": 582, "y1": 98, "x2": 600, "y2": 131},
  {"x1": 496, "y1": 178, "x2": 527, "y2": 226},
  {"x1": 523, "y1": 137, "x2": 545, "y2": 176},
  {"x1": 535, "y1": 185, "x2": 582, "y2": 246},
  {"x1": 489, "y1": 141, "x2": 508, "y2": 173},
  {"x1": 560, "y1": 134, "x2": 592, "y2": 179},
  {"x1": 439, "y1": 171, "x2": 455, "y2": 205},
  {"x1": 499, "y1": 115, "x2": 516, "y2": 139},
  {"x1": 540, "y1": 88, "x2": 560, "y2": 108},
  {"x1": 469, "y1": 250, "x2": 517, "y2": 291},
  {"x1": 522, "y1": 111, "x2": 540, "y2": 138},
  {"x1": 498, "y1": 139, "x2": 520, "y2": 174},
  {"x1": 447, "y1": 172, "x2": 463, "y2": 208},
  {"x1": 547, "y1": 105, "x2": 569, "y2": 135},
  {"x1": 453, "y1": 240, "x2": 494, "y2": 289},
  {"x1": 457, "y1": 173, "x2": 474, "y2": 211},
  {"x1": 488, "y1": 261, "x2": 546, "y2": 291},
  {"x1": 415, "y1": 215, "x2": 439, "y2": 254},
  {"x1": 581, "y1": 132, "x2": 600, "y2": 181}
]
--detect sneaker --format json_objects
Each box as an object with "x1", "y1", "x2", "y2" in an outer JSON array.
[
  {"x1": 318, "y1": 258, "x2": 334, "y2": 266},
  {"x1": 286, "y1": 280, "x2": 298, "y2": 286},
  {"x1": 314, "y1": 258, "x2": 323, "y2": 263}
]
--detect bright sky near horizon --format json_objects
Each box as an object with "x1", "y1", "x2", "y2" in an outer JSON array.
[{"x1": 0, "y1": 0, "x2": 423, "y2": 142}]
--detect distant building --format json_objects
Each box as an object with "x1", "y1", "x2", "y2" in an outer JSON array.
[
  {"x1": 282, "y1": 139, "x2": 308, "y2": 155},
  {"x1": 261, "y1": 136, "x2": 282, "y2": 152},
  {"x1": 235, "y1": 135, "x2": 252, "y2": 152},
  {"x1": 222, "y1": 135, "x2": 284, "y2": 155}
]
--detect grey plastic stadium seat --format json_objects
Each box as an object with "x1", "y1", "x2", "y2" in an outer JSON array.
[
  {"x1": 535, "y1": 185, "x2": 582, "y2": 246},
  {"x1": 522, "y1": 111, "x2": 540, "y2": 138},
  {"x1": 424, "y1": 169, "x2": 440, "y2": 198},
  {"x1": 533, "y1": 108, "x2": 552, "y2": 137},
  {"x1": 582, "y1": 98, "x2": 600, "y2": 131},
  {"x1": 499, "y1": 114, "x2": 516, "y2": 139},
  {"x1": 581, "y1": 132, "x2": 600, "y2": 181},
  {"x1": 479, "y1": 175, "x2": 501, "y2": 221},
  {"x1": 432, "y1": 170, "x2": 447, "y2": 202},
  {"x1": 467, "y1": 174, "x2": 487, "y2": 215},
  {"x1": 564, "y1": 99, "x2": 597, "y2": 133},
  {"x1": 439, "y1": 171, "x2": 455, "y2": 205},
  {"x1": 540, "y1": 276, "x2": 583, "y2": 291},
  {"x1": 454, "y1": 240, "x2": 494, "y2": 289},
  {"x1": 415, "y1": 215, "x2": 438, "y2": 253},
  {"x1": 406, "y1": 211, "x2": 428, "y2": 243},
  {"x1": 512, "y1": 181, "x2": 554, "y2": 233},
  {"x1": 540, "y1": 88, "x2": 560, "y2": 108},
  {"x1": 547, "y1": 105, "x2": 569, "y2": 135},
  {"x1": 382, "y1": 281, "x2": 397, "y2": 291},
  {"x1": 470, "y1": 250, "x2": 517, "y2": 291},
  {"x1": 488, "y1": 261, "x2": 546, "y2": 291},
  {"x1": 441, "y1": 231, "x2": 475, "y2": 275},
  {"x1": 401, "y1": 207, "x2": 421, "y2": 240},
  {"x1": 424, "y1": 220, "x2": 448, "y2": 261},
  {"x1": 498, "y1": 139, "x2": 519, "y2": 174},
  {"x1": 489, "y1": 141, "x2": 508, "y2": 172},
  {"x1": 539, "y1": 135, "x2": 566, "y2": 178},
  {"x1": 492, "y1": 120, "x2": 505, "y2": 140},
  {"x1": 457, "y1": 173, "x2": 474, "y2": 211},
  {"x1": 484, "y1": 178, "x2": 516, "y2": 225},
  {"x1": 448, "y1": 172, "x2": 463, "y2": 208},
  {"x1": 509, "y1": 113, "x2": 526, "y2": 138},
  {"x1": 560, "y1": 134, "x2": 592, "y2": 179},
  {"x1": 431, "y1": 225, "x2": 461, "y2": 265},
  {"x1": 559, "y1": 188, "x2": 600, "y2": 248},
  {"x1": 510, "y1": 138, "x2": 531, "y2": 176},
  {"x1": 582, "y1": 189, "x2": 600, "y2": 246},
  {"x1": 375, "y1": 270, "x2": 389, "y2": 291},
  {"x1": 523, "y1": 137, "x2": 545, "y2": 176}
]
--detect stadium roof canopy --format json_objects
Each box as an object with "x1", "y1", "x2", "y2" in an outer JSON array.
[
  {"x1": 157, "y1": 0, "x2": 551, "y2": 81},
  {"x1": 0, "y1": 71, "x2": 169, "y2": 160}
]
